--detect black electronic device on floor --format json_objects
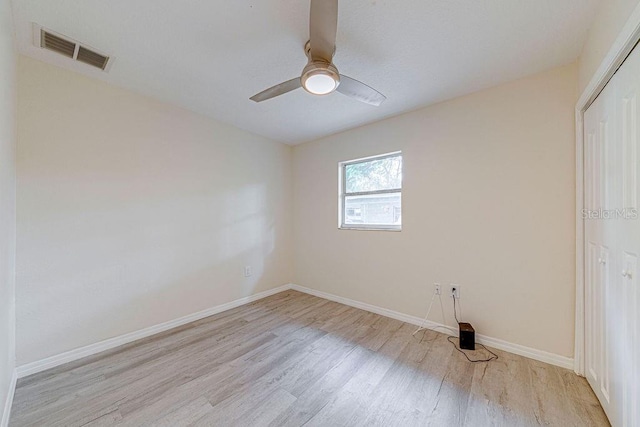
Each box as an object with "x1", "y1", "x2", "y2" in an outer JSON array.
[{"x1": 458, "y1": 322, "x2": 475, "y2": 350}]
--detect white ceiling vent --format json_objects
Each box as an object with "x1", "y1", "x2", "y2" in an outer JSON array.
[{"x1": 38, "y1": 27, "x2": 110, "y2": 71}]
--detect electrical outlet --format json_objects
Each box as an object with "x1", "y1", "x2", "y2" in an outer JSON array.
[
  {"x1": 450, "y1": 284, "x2": 461, "y2": 299},
  {"x1": 434, "y1": 283, "x2": 441, "y2": 295},
  {"x1": 244, "y1": 266, "x2": 252, "y2": 277}
]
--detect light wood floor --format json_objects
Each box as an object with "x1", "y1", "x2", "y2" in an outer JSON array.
[{"x1": 10, "y1": 290, "x2": 609, "y2": 426}]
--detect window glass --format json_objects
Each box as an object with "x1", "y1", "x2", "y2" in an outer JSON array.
[
  {"x1": 340, "y1": 152, "x2": 402, "y2": 230},
  {"x1": 345, "y1": 155, "x2": 402, "y2": 193}
]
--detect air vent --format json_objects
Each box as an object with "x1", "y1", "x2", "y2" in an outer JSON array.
[
  {"x1": 41, "y1": 30, "x2": 75, "y2": 58},
  {"x1": 39, "y1": 28, "x2": 110, "y2": 71},
  {"x1": 77, "y1": 46, "x2": 109, "y2": 70}
]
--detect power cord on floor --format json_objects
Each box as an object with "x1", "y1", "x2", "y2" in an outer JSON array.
[
  {"x1": 449, "y1": 294, "x2": 498, "y2": 363},
  {"x1": 447, "y1": 336, "x2": 498, "y2": 363}
]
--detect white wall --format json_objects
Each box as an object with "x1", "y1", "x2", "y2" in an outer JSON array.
[
  {"x1": 293, "y1": 63, "x2": 578, "y2": 358},
  {"x1": 16, "y1": 56, "x2": 293, "y2": 365},
  {"x1": 579, "y1": 0, "x2": 640, "y2": 93},
  {"x1": 0, "y1": 0, "x2": 17, "y2": 422}
]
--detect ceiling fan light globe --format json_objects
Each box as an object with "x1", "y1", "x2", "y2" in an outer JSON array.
[
  {"x1": 301, "y1": 62, "x2": 340, "y2": 96},
  {"x1": 304, "y1": 73, "x2": 337, "y2": 95}
]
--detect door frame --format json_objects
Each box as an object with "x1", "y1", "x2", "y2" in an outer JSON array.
[{"x1": 575, "y1": 4, "x2": 640, "y2": 375}]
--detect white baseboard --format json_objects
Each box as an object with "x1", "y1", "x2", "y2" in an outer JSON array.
[
  {"x1": 16, "y1": 284, "x2": 291, "y2": 379},
  {"x1": 289, "y1": 284, "x2": 574, "y2": 370},
  {"x1": 1, "y1": 369, "x2": 17, "y2": 427},
  {"x1": 15, "y1": 281, "x2": 574, "y2": 381}
]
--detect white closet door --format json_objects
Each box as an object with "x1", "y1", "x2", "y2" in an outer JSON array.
[
  {"x1": 584, "y1": 40, "x2": 640, "y2": 427},
  {"x1": 615, "y1": 41, "x2": 640, "y2": 427},
  {"x1": 584, "y1": 76, "x2": 616, "y2": 419}
]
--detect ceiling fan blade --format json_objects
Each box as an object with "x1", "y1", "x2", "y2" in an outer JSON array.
[
  {"x1": 309, "y1": 0, "x2": 338, "y2": 62},
  {"x1": 250, "y1": 78, "x2": 302, "y2": 102},
  {"x1": 336, "y1": 75, "x2": 386, "y2": 106}
]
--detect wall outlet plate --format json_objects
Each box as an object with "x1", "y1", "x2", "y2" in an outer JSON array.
[
  {"x1": 244, "y1": 266, "x2": 252, "y2": 277},
  {"x1": 434, "y1": 283, "x2": 441, "y2": 295},
  {"x1": 450, "y1": 284, "x2": 461, "y2": 299}
]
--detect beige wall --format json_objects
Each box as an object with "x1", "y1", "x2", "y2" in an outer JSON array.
[
  {"x1": 293, "y1": 63, "x2": 578, "y2": 358},
  {"x1": 16, "y1": 57, "x2": 293, "y2": 365},
  {"x1": 579, "y1": 0, "x2": 640, "y2": 93},
  {"x1": 0, "y1": 0, "x2": 16, "y2": 421}
]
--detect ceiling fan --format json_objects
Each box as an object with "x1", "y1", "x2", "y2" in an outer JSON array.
[{"x1": 249, "y1": 0, "x2": 386, "y2": 106}]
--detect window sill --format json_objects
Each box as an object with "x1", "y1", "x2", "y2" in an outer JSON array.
[{"x1": 339, "y1": 226, "x2": 402, "y2": 232}]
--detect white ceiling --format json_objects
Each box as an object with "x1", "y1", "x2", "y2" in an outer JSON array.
[{"x1": 13, "y1": 0, "x2": 600, "y2": 144}]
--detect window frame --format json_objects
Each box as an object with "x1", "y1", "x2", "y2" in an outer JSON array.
[{"x1": 338, "y1": 151, "x2": 402, "y2": 231}]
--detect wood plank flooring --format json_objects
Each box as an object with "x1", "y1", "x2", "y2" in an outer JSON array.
[{"x1": 9, "y1": 290, "x2": 609, "y2": 426}]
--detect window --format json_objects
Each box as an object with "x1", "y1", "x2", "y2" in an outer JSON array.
[{"x1": 339, "y1": 152, "x2": 402, "y2": 230}]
